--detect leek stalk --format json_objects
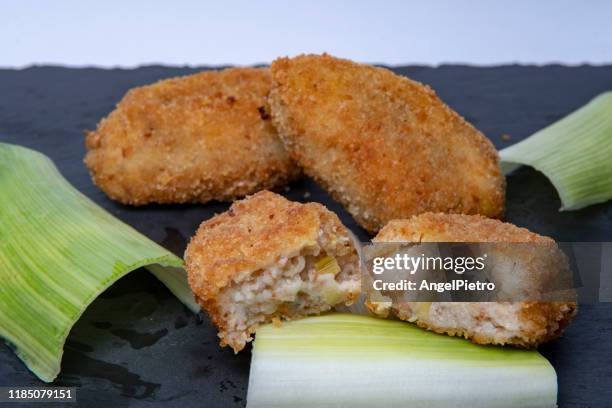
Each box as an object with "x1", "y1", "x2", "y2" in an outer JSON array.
[
  {"x1": 0, "y1": 143, "x2": 198, "y2": 382},
  {"x1": 247, "y1": 314, "x2": 557, "y2": 408},
  {"x1": 500, "y1": 91, "x2": 612, "y2": 210}
]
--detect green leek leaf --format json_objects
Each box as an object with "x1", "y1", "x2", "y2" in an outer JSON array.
[
  {"x1": 500, "y1": 91, "x2": 612, "y2": 210},
  {"x1": 0, "y1": 143, "x2": 198, "y2": 382},
  {"x1": 248, "y1": 313, "x2": 557, "y2": 408}
]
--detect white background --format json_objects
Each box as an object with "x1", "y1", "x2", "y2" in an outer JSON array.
[{"x1": 2, "y1": 0, "x2": 611, "y2": 68}]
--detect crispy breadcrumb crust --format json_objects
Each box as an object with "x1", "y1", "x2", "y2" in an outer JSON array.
[
  {"x1": 269, "y1": 54, "x2": 505, "y2": 233},
  {"x1": 184, "y1": 190, "x2": 359, "y2": 350},
  {"x1": 85, "y1": 67, "x2": 299, "y2": 205},
  {"x1": 373, "y1": 213, "x2": 577, "y2": 347},
  {"x1": 376, "y1": 213, "x2": 549, "y2": 243}
]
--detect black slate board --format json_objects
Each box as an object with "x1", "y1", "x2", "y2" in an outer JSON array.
[{"x1": 1, "y1": 65, "x2": 612, "y2": 408}]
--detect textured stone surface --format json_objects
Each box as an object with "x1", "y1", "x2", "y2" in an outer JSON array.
[{"x1": 1, "y1": 64, "x2": 611, "y2": 407}]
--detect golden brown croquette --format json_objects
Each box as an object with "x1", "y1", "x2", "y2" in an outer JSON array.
[
  {"x1": 85, "y1": 68, "x2": 299, "y2": 205},
  {"x1": 269, "y1": 54, "x2": 505, "y2": 233},
  {"x1": 184, "y1": 191, "x2": 361, "y2": 352},
  {"x1": 370, "y1": 213, "x2": 577, "y2": 347}
]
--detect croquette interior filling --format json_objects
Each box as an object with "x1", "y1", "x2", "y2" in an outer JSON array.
[
  {"x1": 217, "y1": 245, "x2": 360, "y2": 346},
  {"x1": 394, "y1": 302, "x2": 526, "y2": 339},
  {"x1": 392, "y1": 301, "x2": 573, "y2": 346}
]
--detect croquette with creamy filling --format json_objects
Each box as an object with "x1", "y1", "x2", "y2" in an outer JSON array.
[
  {"x1": 369, "y1": 213, "x2": 577, "y2": 347},
  {"x1": 185, "y1": 190, "x2": 361, "y2": 352}
]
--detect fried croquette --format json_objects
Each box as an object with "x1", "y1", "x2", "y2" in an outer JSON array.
[
  {"x1": 184, "y1": 190, "x2": 361, "y2": 352},
  {"x1": 269, "y1": 54, "x2": 505, "y2": 233},
  {"x1": 369, "y1": 213, "x2": 577, "y2": 347},
  {"x1": 85, "y1": 68, "x2": 299, "y2": 205}
]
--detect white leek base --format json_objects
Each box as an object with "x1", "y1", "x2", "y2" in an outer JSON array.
[{"x1": 247, "y1": 314, "x2": 557, "y2": 408}]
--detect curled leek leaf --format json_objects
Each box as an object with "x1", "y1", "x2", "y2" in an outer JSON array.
[
  {"x1": 500, "y1": 91, "x2": 612, "y2": 210},
  {"x1": 247, "y1": 313, "x2": 557, "y2": 408},
  {"x1": 0, "y1": 143, "x2": 198, "y2": 382}
]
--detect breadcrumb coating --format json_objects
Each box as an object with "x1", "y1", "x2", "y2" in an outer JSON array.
[
  {"x1": 269, "y1": 54, "x2": 505, "y2": 233},
  {"x1": 85, "y1": 67, "x2": 299, "y2": 205},
  {"x1": 377, "y1": 212, "x2": 548, "y2": 243},
  {"x1": 185, "y1": 191, "x2": 360, "y2": 351},
  {"x1": 372, "y1": 213, "x2": 577, "y2": 347}
]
